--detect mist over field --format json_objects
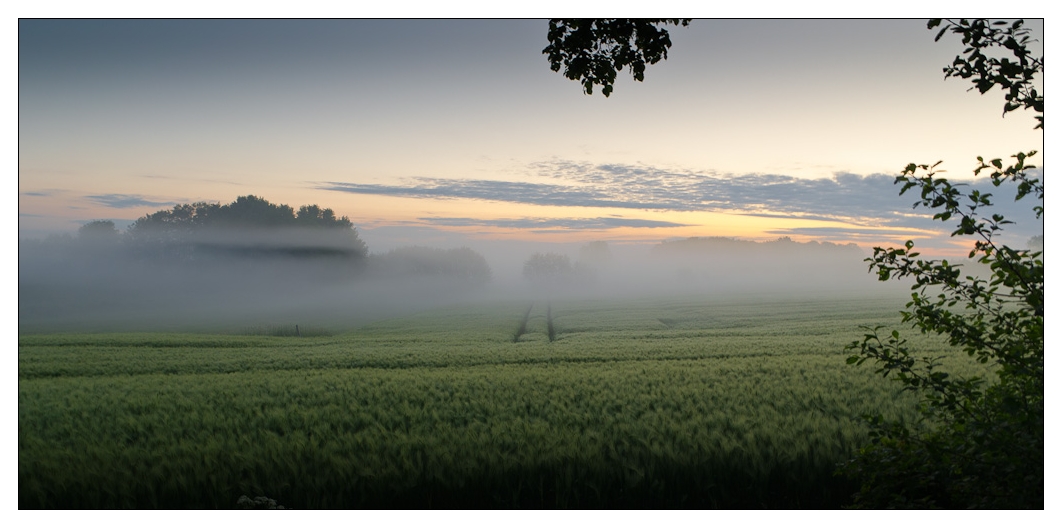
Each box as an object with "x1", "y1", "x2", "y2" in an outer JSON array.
[
  {"x1": 18, "y1": 18, "x2": 1045, "y2": 510},
  {"x1": 18, "y1": 220, "x2": 905, "y2": 334}
]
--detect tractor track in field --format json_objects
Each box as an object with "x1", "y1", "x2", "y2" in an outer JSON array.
[{"x1": 512, "y1": 303, "x2": 534, "y2": 343}]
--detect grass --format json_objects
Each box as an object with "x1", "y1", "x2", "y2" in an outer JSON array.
[{"x1": 18, "y1": 293, "x2": 977, "y2": 508}]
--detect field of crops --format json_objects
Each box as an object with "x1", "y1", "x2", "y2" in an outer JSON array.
[{"x1": 19, "y1": 293, "x2": 968, "y2": 509}]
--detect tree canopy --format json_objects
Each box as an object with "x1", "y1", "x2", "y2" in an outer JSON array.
[
  {"x1": 544, "y1": 19, "x2": 689, "y2": 97},
  {"x1": 128, "y1": 195, "x2": 355, "y2": 232},
  {"x1": 125, "y1": 195, "x2": 367, "y2": 261},
  {"x1": 932, "y1": 19, "x2": 1043, "y2": 129}
]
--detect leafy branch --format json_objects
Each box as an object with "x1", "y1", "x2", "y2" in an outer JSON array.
[
  {"x1": 929, "y1": 19, "x2": 1044, "y2": 129},
  {"x1": 544, "y1": 19, "x2": 690, "y2": 97},
  {"x1": 844, "y1": 19, "x2": 1043, "y2": 508}
]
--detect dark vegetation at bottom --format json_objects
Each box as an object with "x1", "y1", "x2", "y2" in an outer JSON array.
[{"x1": 20, "y1": 457, "x2": 858, "y2": 509}]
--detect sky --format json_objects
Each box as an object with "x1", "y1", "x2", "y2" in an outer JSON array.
[{"x1": 18, "y1": 18, "x2": 1045, "y2": 255}]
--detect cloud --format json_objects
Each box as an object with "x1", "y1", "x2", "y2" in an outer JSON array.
[
  {"x1": 321, "y1": 162, "x2": 1043, "y2": 239},
  {"x1": 21, "y1": 188, "x2": 74, "y2": 198},
  {"x1": 321, "y1": 179, "x2": 663, "y2": 210},
  {"x1": 85, "y1": 194, "x2": 177, "y2": 209},
  {"x1": 320, "y1": 163, "x2": 918, "y2": 220},
  {"x1": 420, "y1": 216, "x2": 690, "y2": 230},
  {"x1": 740, "y1": 212, "x2": 858, "y2": 223},
  {"x1": 767, "y1": 226, "x2": 941, "y2": 239}
]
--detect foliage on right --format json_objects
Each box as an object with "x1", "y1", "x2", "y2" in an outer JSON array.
[{"x1": 843, "y1": 19, "x2": 1043, "y2": 509}]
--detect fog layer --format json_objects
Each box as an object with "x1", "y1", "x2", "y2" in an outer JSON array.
[{"x1": 19, "y1": 223, "x2": 914, "y2": 334}]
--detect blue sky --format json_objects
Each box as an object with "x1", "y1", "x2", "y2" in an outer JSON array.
[{"x1": 18, "y1": 18, "x2": 1045, "y2": 254}]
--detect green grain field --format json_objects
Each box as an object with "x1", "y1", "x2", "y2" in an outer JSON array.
[{"x1": 19, "y1": 293, "x2": 971, "y2": 509}]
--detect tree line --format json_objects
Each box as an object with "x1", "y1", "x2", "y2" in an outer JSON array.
[
  {"x1": 36, "y1": 195, "x2": 495, "y2": 287},
  {"x1": 85, "y1": 195, "x2": 368, "y2": 262}
]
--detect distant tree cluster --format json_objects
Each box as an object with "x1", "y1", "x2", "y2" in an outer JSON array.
[
  {"x1": 122, "y1": 195, "x2": 368, "y2": 262},
  {"x1": 30, "y1": 196, "x2": 503, "y2": 289},
  {"x1": 128, "y1": 196, "x2": 356, "y2": 232}
]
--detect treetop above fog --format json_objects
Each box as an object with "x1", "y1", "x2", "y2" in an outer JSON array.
[
  {"x1": 128, "y1": 195, "x2": 355, "y2": 232},
  {"x1": 124, "y1": 195, "x2": 368, "y2": 260}
]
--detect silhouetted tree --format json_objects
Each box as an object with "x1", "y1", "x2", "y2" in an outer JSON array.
[
  {"x1": 296, "y1": 204, "x2": 352, "y2": 229},
  {"x1": 125, "y1": 196, "x2": 367, "y2": 261},
  {"x1": 544, "y1": 19, "x2": 689, "y2": 97}
]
